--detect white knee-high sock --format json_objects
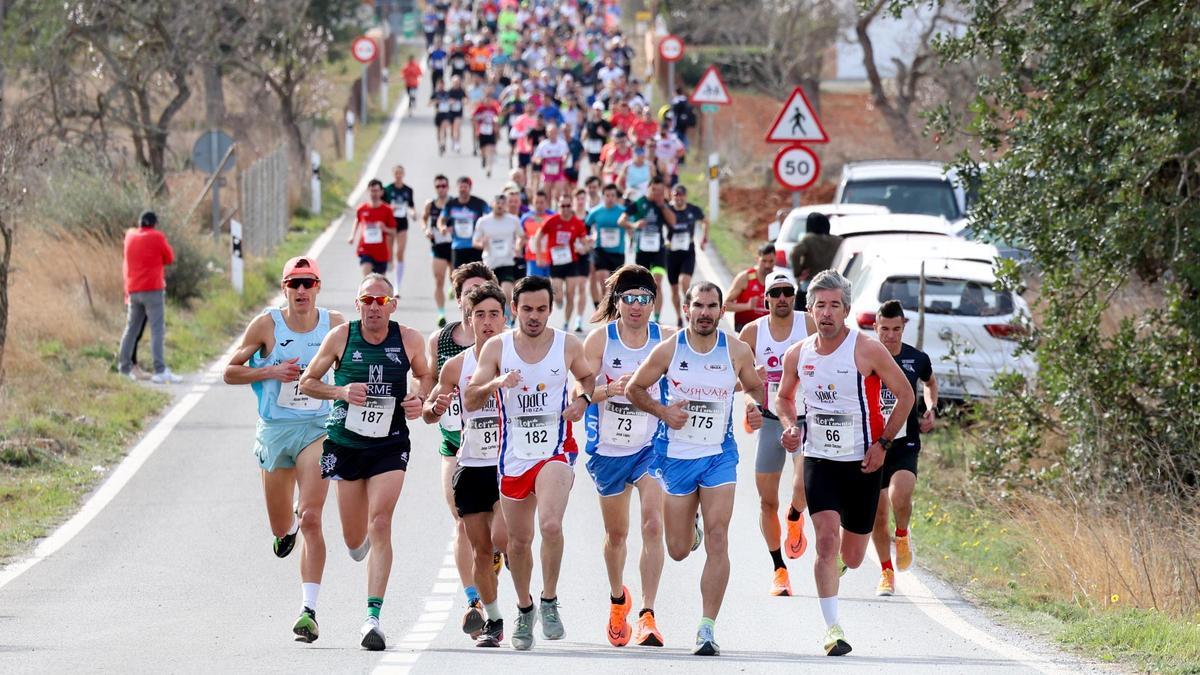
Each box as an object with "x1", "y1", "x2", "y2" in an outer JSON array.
[{"x1": 819, "y1": 596, "x2": 839, "y2": 627}]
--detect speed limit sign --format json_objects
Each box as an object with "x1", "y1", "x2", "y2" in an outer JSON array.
[
  {"x1": 351, "y1": 36, "x2": 377, "y2": 64},
  {"x1": 773, "y1": 144, "x2": 821, "y2": 191}
]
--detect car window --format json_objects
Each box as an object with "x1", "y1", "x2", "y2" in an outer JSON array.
[
  {"x1": 877, "y1": 276, "x2": 1013, "y2": 316},
  {"x1": 842, "y1": 179, "x2": 959, "y2": 220},
  {"x1": 783, "y1": 213, "x2": 807, "y2": 241}
]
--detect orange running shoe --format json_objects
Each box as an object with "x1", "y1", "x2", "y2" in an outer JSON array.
[
  {"x1": 785, "y1": 512, "x2": 808, "y2": 559},
  {"x1": 895, "y1": 535, "x2": 914, "y2": 571},
  {"x1": 634, "y1": 610, "x2": 664, "y2": 647},
  {"x1": 607, "y1": 585, "x2": 632, "y2": 647},
  {"x1": 770, "y1": 567, "x2": 793, "y2": 596}
]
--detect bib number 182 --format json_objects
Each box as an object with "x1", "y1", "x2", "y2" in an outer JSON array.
[{"x1": 525, "y1": 429, "x2": 548, "y2": 444}]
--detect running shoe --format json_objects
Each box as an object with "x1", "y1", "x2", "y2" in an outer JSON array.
[
  {"x1": 693, "y1": 624, "x2": 719, "y2": 656},
  {"x1": 606, "y1": 585, "x2": 632, "y2": 647},
  {"x1": 785, "y1": 513, "x2": 808, "y2": 559},
  {"x1": 770, "y1": 567, "x2": 793, "y2": 597},
  {"x1": 292, "y1": 608, "x2": 318, "y2": 643},
  {"x1": 437, "y1": 315, "x2": 447, "y2": 328},
  {"x1": 838, "y1": 556, "x2": 848, "y2": 577},
  {"x1": 876, "y1": 568, "x2": 895, "y2": 596},
  {"x1": 151, "y1": 369, "x2": 183, "y2": 384},
  {"x1": 511, "y1": 608, "x2": 537, "y2": 650},
  {"x1": 691, "y1": 513, "x2": 703, "y2": 552},
  {"x1": 348, "y1": 537, "x2": 370, "y2": 562},
  {"x1": 540, "y1": 598, "x2": 565, "y2": 640},
  {"x1": 462, "y1": 598, "x2": 485, "y2": 638},
  {"x1": 573, "y1": 317, "x2": 583, "y2": 332},
  {"x1": 360, "y1": 617, "x2": 387, "y2": 651},
  {"x1": 823, "y1": 624, "x2": 852, "y2": 656},
  {"x1": 476, "y1": 618, "x2": 504, "y2": 648},
  {"x1": 634, "y1": 611, "x2": 664, "y2": 647},
  {"x1": 273, "y1": 531, "x2": 296, "y2": 558},
  {"x1": 896, "y1": 535, "x2": 914, "y2": 571}
]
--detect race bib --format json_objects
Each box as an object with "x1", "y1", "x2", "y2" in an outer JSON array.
[
  {"x1": 453, "y1": 57, "x2": 466, "y2": 69},
  {"x1": 432, "y1": 224, "x2": 453, "y2": 243},
  {"x1": 277, "y1": 380, "x2": 322, "y2": 411},
  {"x1": 585, "y1": 138, "x2": 603, "y2": 154},
  {"x1": 438, "y1": 101, "x2": 451, "y2": 112},
  {"x1": 671, "y1": 231, "x2": 691, "y2": 251},
  {"x1": 543, "y1": 157, "x2": 563, "y2": 177},
  {"x1": 599, "y1": 228, "x2": 621, "y2": 249},
  {"x1": 450, "y1": 100, "x2": 463, "y2": 112},
  {"x1": 550, "y1": 244, "x2": 573, "y2": 266},
  {"x1": 669, "y1": 400, "x2": 727, "y2": 446},
  {"x1": 808, "y1": 412, "x2": 854, "y2": 457},
  {"x1": 363, "y1": 223, "x2": 384, "y2": 245},
  {"x1": 463, "y1": 416, "x2": 501, "y2": 460},
  {"x1": 439, "y1": 390, "x2": 463, "y2": 431},
  {"x1": 393, "y1": 204, "x2": 408, "y2": 220},
  {"x1": 346, "y1": 395, "x2": 396, "y2": 438},
  {"x1": 454, "y1": 218, "x2": 474, "y2": 239},
  {"x1": 638, "y1": 229, "x2": 661, "y2": 253},
  {"x1": 599, "y1": 400, "x2": 650, "y2": 448},
  {"x1": 489, "y1": 237, "x2": 512, "y2": 260},
  {"x1": 511, "y1": 413, "x2": 557, "y2": 460},
  {"x1": 479, "y1": 121, "x2": 494, "y2": 135},
  {"x1": 880, "y1": 386, "x2": 897, "y2": 419}
]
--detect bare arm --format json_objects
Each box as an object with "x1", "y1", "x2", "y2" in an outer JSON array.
[
  {"x1": 563, "y1": 335, "x2": 595, "y2": 423},
  {"x1": 463, "y1": 338, "x2": 517, "y2": 411},
  {"x1": 299, "y1": 324, "x2": 355, "y2": 403},
  {"x1": 403, "y1": 326, "x2": 434, "y2": 400},
  {"x1": 777, "y1": 342, "x2": 804, "y2": 451},
  {"x1": 626, "y1": 340, "x2": 686, "y2": 429},
  {"x1": 730, "y1": 337, "x2": 765, "y2": 408},
  {"x1": 859, "y1": 336, "x2": 914, "y2": 472},
  {"x1": 582, "y1": 328, "x2": 612, "y2": 403},
  {"x1": 224, "y1": 313, "x2": 293, "y2": 385},
  {"x1": 724, "y1": 272, "x2": 750, "y2": 313},
  {"x1": 422, "y1": 352, "x2": 463, "y2": 424}
]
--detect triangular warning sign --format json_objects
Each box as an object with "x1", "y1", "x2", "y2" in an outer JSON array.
[
  {"x1": 689, "y1": 66, "x2": 731, "y2": 105},
  {"x1": 765, "y1": 86, "x2": 829, "y2": 143}
]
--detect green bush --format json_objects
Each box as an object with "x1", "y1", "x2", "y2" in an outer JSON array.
[{"x1": 30, "y1": 151, "x2": 218, "y2": 304}]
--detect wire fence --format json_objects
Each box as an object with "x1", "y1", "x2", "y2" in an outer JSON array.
[{"x1": 237, "y1": 146, "x2": 289, "y2": 257}]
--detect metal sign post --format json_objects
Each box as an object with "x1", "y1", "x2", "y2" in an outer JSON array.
[
  {"x1": 360, "y1": 64, "x2": 369, "y2": 124},
  {"x1": 191, "y1": 130, "x2": 235, "y2": 237},
  {"x1": 659, "y1": 35, "x2": 684, "y2": 102},
  {"x1": 345, "y1": 110, "x2": 356, "y2": 161},
  {"x1": 352, "y1": 36, "x2": 378, "y2": 125},
  {"x1": 707, "y1": 153, "x2": 720, "y2": 223}
]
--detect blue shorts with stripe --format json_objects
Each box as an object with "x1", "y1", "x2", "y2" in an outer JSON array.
[
  {"x1": 652, "y1": 449, "x2": 739, "y2": 496},
  {"x1": 586, "y1": 446, "x2": 656, "y2": 497}
]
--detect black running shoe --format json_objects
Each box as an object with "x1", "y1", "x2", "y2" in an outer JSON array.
[
  {"x1": 274, "y1": 531, "x2": 296, "y2": 558},
  {"x1": 475, "y1": 618, "x2": 504, "y2": 647}
]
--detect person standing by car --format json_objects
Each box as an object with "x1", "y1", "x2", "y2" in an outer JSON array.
[
  {"x1": 789, "y1": 212, "x2": 843, "y2": 309},
  {"x1": 117, "y1": 210, "x2": 181, "y2": 384}
]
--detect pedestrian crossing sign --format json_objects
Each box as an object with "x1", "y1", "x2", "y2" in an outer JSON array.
[
  {"x1": 765, "y1": 86, "x2": 829, "y2": 144},
  {"x1": 689, "y1": 66, "x2": 731, "y2": 105}
]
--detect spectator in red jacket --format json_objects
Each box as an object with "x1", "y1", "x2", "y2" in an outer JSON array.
[{"x1": 117, "y1": 211, "x2": 181, "y2": 384}]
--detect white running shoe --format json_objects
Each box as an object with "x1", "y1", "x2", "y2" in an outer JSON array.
[
  {"x1": 151, "y1": 369, "x2": 182, "y2": 384},
  {"x1": 360, "y1": 617, "x2": 386, "y2": 651}
]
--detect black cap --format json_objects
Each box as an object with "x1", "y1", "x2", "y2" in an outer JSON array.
[{"x1": 139, "y1": 210, "x2": 158, "y2": 227}]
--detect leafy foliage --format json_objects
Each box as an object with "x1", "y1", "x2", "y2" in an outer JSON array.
[{"x1": 929, "y1": 0, "x2": 1200, "y2": 498}]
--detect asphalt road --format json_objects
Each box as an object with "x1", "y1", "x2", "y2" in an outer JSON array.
[{"x1": 0, "y1": 83, "x2": 1093, "y2": 674}]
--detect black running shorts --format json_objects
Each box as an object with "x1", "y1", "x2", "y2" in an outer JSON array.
[
  {"x1": 451, "y1": 247, "x2": 483, "y2": 269},
  {"x1": 667, "y1": 250, "x2": 696, "y2": 285},
  {"x1": 803, "y1": 456, "x2": 883, "y2": 535},
  {"x1": 453, "y1": 464, "x2": 500, "y2": 516},
  {"x1": 880, "y1": 438, "x2": 920, "y2": 488},
  {"x1": 321, "y1": 438, "x2": 410, "y2": 481}
]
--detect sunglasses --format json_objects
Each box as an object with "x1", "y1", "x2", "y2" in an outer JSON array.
[
  {"x1": 285, "y1": 278, "x2": 318, "y2": 289},
  {"x1": 619, "y1": 293, "x2": 654, "y2": 305},
  {"x1": 358, "y1": 294, "x2": 394, "y2": 306},
  {"x1": 435, "y1": 183, "x2": 450, "y2": 189},
  {"x1": 766, "y1": 287, "x2": 796, "y2": 298}
]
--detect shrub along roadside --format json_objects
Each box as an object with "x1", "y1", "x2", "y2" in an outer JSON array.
[
  {"x1": 0, "y1": 105, "x2": 390, "y2": 563},
  {"x1": 911, "y1": 423, "x2": 1200, "y2": 673}
]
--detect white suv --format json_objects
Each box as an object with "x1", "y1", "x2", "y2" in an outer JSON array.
[
  {"x1": 845, "y1": 248, "x2": 1036, "y2": 400},
  {"x1": 836, "y1": 161, "x2": 966, "y2": 222}
]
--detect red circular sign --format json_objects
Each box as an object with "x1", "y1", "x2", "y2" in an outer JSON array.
[
  {"x1": 659, "y1": 35, "x2": 684, "y2": 62},
  {"x1": 352, "y1": 36, "x2": 378, "y2": 64},
  {"x1": 773, "y1": 145, "x2": 821, "y2": 191}
]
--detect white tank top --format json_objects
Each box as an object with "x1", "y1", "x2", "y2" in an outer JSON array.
[
  {"x1": 797, "y1": 329, "x2": 883, "y2": 462},
  {"x1": 659, "y1": 331, "x2": 737, "y2": 460},
  {"x1": 498, "y1": 329, "x2": 571, "y2": 476},
  {"x1": 458, "y1": 349, "x2": 500, "y2": 467},
  {"x1": 585, "y1": 322, "x2": 665, "y2": 457},
  {"x1": 752, "y1": 314, "x2": 808, "y2": 417}
]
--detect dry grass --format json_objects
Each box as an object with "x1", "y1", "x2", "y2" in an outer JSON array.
[{"x1": 1005, "y1": 493, "x2": 1200, "y2": 618}]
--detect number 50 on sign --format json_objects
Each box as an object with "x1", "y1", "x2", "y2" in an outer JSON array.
[{"x1": 773, "y1": 144, "x2": 821, "y2": 191}]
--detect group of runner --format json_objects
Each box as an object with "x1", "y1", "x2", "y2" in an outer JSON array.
[{"x1": 226, "y1": 0, "x2": 941, "y2": 661}]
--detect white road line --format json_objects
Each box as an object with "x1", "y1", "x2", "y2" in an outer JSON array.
[
  {"x1": 372, "y1": 536, "x2": 461, "y2": 674},
  {"x1": 865, "y1": 533, "x2": 1067, "y2": 672},
  {"x1": 0, "y1": 95, "x2": 411, "y2": 593}
]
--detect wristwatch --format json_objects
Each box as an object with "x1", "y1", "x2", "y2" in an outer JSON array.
[
  {"x1": 878, "y1": 437, "x2": 894, "y2": 452},
  {"x1": 578, "y1": 392, "x2": 592, "y2": 405}
]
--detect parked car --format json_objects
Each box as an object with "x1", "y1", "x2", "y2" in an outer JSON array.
[
  {"x1": 835, "y1": 160, "x2": 966, "y2": 221},
  {"x1": 770, "y1": 203, "x2": 889, "y2": 269},
  {"x1": 845, "y1": 251, "x2": 1036, "y2": 400},
  {"x1": 823, "y1": 213, "x2": 963, "y2": 278}
]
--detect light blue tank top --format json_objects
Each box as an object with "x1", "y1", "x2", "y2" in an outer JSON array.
[
  {"x1": 250, "y1": 308, "x2": 331, "y2": 422},
  {"x1": 654, "y1": 330, "x2": 737, "y2": 459}
]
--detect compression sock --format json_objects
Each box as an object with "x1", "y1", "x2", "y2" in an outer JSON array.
[
  {"x1": 895, "y1": 527, "x2": 909, "y2": 538},
  {"x1": 770, "y1": 548, "x2": 786, "y2": 570},
  {"x1": 787, "y1": 506, "x2": 803, "y2": 521},
  {"x1": 465, "y1": 585, "x2": 480, "y2": 604},
  {"x1": 881, "y1": 559, "x2": 894, "y2": 572},
  {"x1": 367, "y1": 596, "x2": 384, "y2": 620},
  {"x1": 302, "y1": 583, "x2": 320, "y2": 611},
  {"x1": 819, "y1": 596, "x2": 839, "y2": 627}
]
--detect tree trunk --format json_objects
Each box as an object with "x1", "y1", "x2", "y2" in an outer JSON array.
[
  {"x1": 856, "y1": 3, "x2": 922, "y2": 155},
  {"x1": 0, "y1": 0, "x2": 10, "y2": 383}
]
